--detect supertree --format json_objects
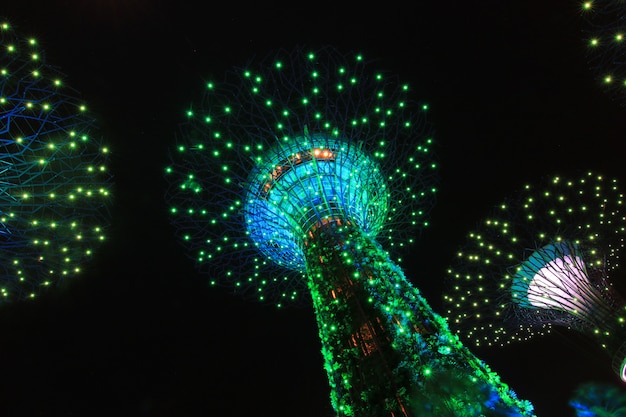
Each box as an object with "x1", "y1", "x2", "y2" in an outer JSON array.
[
  {"x1": 579, "y1": 0, "x2": 626, "y2": 106},
  {"x1": 164, "y1": 46, "x2": 535, "y2": 416},
  {"x1": 443, "y1": 171, "x2": 626, "y2": 381},
  {"x1": 0, "y1": 20, "x2": 112, "y2": 303}
]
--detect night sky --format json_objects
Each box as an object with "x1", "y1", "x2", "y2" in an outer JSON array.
[{"x1": 1, "y1": 1, "x2": 625, "y2": 416}]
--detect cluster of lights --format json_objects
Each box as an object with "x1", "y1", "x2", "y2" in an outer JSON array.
[
  {"x1": 0, "y1": 20, "x2": 113, "y2": 302},
  {"x1": 165, "y1": 47, "x2": 437, "y2": 308},
  {"x1": 580, "y1": 1, "x2": 626, "y2": 105},
  {"x1": 443, "y1": 171, "x2": 626, "y2": 377}
]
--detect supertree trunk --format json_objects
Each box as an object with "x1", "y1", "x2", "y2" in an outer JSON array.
[{"x1": 304, "y1": 220, "x2": 534, "y2": 417}]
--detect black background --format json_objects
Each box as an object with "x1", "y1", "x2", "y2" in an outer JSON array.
[{"x1": 1, "y1": 1, "x2": 625, "y2": 416}]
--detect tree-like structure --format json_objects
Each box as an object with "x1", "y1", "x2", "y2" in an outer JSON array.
[
  {"x1": 165, "y1": 46, "x2": 535, "y2": 416},
  {"x1": 444, "y1": 171, "x2": 626, "y2": 381},
  {"x1": 0, "y1": 20, "x2": 112, "y2": 303},
  {"x1": 579, "y1": 0, "x2": 626, "y2": 106}
]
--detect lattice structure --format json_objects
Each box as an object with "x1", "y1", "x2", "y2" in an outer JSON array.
[
  {"x1": 165, "y1": 46, "x2": 535, "y2": 416},
  {"x1": 444, "y1": 171, "x2": 626, "y2": 380},
  {"x1": 0, "y1": 20, "x2": 112, "y2": 303}
]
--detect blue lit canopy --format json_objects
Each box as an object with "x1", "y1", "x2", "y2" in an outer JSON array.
[
  {"x1": 244, "y1": 133, "x2": 389, "y2": 272},
  {"x1": 165, "y1": 47, "x2": 437, "y2": 307}
]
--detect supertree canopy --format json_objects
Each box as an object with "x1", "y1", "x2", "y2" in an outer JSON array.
[
  {"x1": 580, "y1": 0, "x2": 626, "y2": 105},
  {"x1": 165, "y1": 47, "x2": 437, "y2": 308},
  {"x1": 0, "y1": 20, "x2": 112, "y2": 303},
  {"x1": 444, "y1": 171, "x2": 626, "y2": 381},
  {"x1": 165, "y1": 46, "x2": 536, "y2": 416}
]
